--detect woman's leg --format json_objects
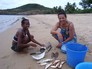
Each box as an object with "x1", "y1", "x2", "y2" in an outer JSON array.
[
  {"x1": 52, "y1": 34, "x2": 63, "y2": 43},
  {"x1": 52, "y1": 34, "x2": 64, "y2": 48},
  {"x1": 52, "y1": 34, "x2": 60, "y2": 42},
  {"x1": 12, "y1": 35, "x2": 35, "y2": 52},
  {"x1": 17, "y1": 36, "x2": 31, "y2": 50}
]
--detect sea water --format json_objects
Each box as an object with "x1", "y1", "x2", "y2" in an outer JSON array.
[{"x1": 0, "y1": 15, "x2": 23, "y2": 33}]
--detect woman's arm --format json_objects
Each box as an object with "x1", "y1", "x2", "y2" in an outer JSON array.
[
  {"x1": 51, "y1": 22, "x2": 59, "y2": 34},
  {"x1": 51, "y1": 22, "x2": 63, "y2": 42},
  {"x1": 27, "y1": 29, "x2": 44, "y2": 46},
  {"x1": 31, "y1": 38, "x2": 44, "y2": 46},
  {"x1": 63, "y1": 23, "x2": 75, "y2": 43}
]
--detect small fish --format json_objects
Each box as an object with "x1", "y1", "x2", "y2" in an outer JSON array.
[
  {"x1": 50, "y1": 65, "x2": 56, "y2": 68},
  {"x1": 45, "y1": 62, "x2": 52, "y2": 69},
  {"x1": 52, "y1": 60, "x2": 60, "y2": 64},
  {"x1": 58, "y1": 60, "x2": 66, "y2": 69},
  {"x1": 40, "y1": 62, "x2": 48, "y2": 66},
  {"x1": 37, "y1": 59, "x2": 53, "y2": 64},
  {"x1": 51, "y1": 61, "x2": 60, "y2": 68}
]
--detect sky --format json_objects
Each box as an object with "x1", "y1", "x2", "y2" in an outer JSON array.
[{"x1": 0, "y1": 0, "x2": 82, "y2": 9}]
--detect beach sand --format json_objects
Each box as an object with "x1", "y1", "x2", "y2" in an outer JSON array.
[{"x1": 0, "y1": 14, "x2": 92, "y2": 69}]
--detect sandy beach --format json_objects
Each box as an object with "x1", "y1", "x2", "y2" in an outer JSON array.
[{"x1": 0, "y1": 14, "x2": 92, "y2": 69}]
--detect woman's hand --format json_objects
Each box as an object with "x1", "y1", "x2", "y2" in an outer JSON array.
[
  {"x1": 28, "y1": 43, "x2": 37, "y2": 47},
  {"x1": 56, "y1": 43, "x2": 62, "y2": 48}
]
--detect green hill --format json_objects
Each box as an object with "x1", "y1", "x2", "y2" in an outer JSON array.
[{"x1": 0, "y1": 4, "x2": 52, "y2": 15}]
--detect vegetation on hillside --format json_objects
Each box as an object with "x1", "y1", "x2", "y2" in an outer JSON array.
[{"x1": 0, "y1": 4, "x2": 52, "y2": 15}]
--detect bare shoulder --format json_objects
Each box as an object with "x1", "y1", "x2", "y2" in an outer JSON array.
[
  {"x1": 51, "y1": 22, "x2": 60, "y2": 31},
  {"x1": 55, "y1": 22, "x2": 60, "y2": 27},
  {"x1": 68, "y1": 21, "x2": 74, "y2": 27},
  {"x1": 16, "y1": 28, "x2": 23, "y2": 35},
  {"x1": 17, "y1": 28, "x2": 22, "y2": 32}
]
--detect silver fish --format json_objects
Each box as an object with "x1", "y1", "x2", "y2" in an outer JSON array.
[
  {"x1": 58, "y1": 60, "x2": 66, "y2": 69},
  {"x1": 45, "y1": 62, "x2": 52, "y2": 69},
  {"x1": 51, "y1": 62, "x2": 60, "y2": 68},
  {"x1": 37, "y1": 59, "x2": 53, "y2": 64},
  {"x1": 52, "y1": 60, "x2": 60, "y2": 64},
  {"x1": 40, "y1": 62, "x2": 48, "y2": 66}
]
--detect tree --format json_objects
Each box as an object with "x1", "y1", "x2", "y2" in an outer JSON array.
[
  {"x1": 73, "y1": 3, "x2": 76, "y2": 8},
  {"x1": 53, "y1": 6, "x2": 63, "y2": 13},
  {"x1": 89, "y1": 0, "x2": 92, "y2": 3},
  {"x1": 53, "y1": 6, "x2": 58, "y2": 13},
  {"x1": 65, "y1": 2, "x2": 76, "y2": 13},
  {"x1": 58, "y1": 6, "x2": 62, "y2": 12},
  {"x1": 57, "y1": 6, "x2": 63, "y2": 13},
  {"x1": 79, "y1": 0, "x2": 92, "y2": 9}
]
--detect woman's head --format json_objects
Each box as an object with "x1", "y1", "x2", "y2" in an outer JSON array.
[
  {"x1": 58, "y1": 10, "x2": 67, "y2": 22},
  {"x1": 21, "y1": 18, "x2": 30, "y2": 29}
]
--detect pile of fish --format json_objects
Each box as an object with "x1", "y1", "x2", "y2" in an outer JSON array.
[
  {"x1": 37, "y1": 52, "x2": 66, "y2": 69},
  {"x1": 30, "y1": 42, "x2": 66, "y2": 69}
]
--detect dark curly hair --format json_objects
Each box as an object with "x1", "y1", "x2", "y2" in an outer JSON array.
[
  {"x1": 58, "y1": 10, "x2": 67, "y2": 18},
  {"x1": 21, "y1": 17, "x2": 29, "y2": 25}
]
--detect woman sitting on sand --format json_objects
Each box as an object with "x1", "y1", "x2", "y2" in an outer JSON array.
[
  {"x1": 11, "y1": 18, "x2": 44, "y2": 52},
  {"x1": 51, "y1": 10, "x2": 77, "y2": 53}
]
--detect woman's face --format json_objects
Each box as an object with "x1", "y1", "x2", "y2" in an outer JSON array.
[
  {"x1": 58, "y1": 14, "x2": 66, "y2": 23},
  {"x1": 22, "y1": 20, "x2": 30, "y2": 30}
]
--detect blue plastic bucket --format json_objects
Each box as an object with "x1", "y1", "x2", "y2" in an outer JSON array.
[
  {"x1": 66, "y1": 43, "x2": 88, "y2": 68},
  {"x1": 75, "y1": 62, "x2": 92, "y2": 69}
]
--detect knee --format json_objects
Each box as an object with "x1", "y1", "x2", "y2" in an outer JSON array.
[{"x1": 52, "y1": 34, "x2": 56, "y2": 37}]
